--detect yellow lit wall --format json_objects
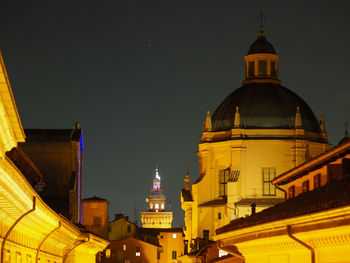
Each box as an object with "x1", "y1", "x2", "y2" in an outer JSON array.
[
  {"x1": 158, "y1": 231, "x2": 184, "y2": 263},
  {"x1": 213, "y1": 141, "x2": 350, "y2": 263},
  {"x1": 183, "y1": 130, "x2": 329, "y2": 245},
  {"x1": 0, "y1": 52, "x2": 109, "y2": 263},
  {"x1": 108, "y1": 217, "x2": 137, "y2": 240},
  {"x1": 141, "y1": 211, "x2": 173, "y2": 228}
]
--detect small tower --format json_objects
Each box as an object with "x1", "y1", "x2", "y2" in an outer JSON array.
[
  {"x1": 82, "y1": 196, "x2": 109, "y2": 239},
  {"x1": 184, "y1": 169, "x2": 190, "y2": 191},
  {"x1": 294, "y1": 106, "x2": 302, "y2": 128},
  {"x1": 319, "y1": 111, "x2": 326, "y2": 133},
  {"x1": 141, "y1": 167, "x2": 173, "y2": 228},
  {"x1": 234, "y1": 106, "x2": 241, "y2": 128},
  {"x1": 204, "y1": 110, "x2": 212, "y2": 132}
]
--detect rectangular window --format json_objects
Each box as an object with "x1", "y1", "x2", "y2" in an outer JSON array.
[
  {"x1": 314, "y1": 174, "x2": 321, "y2": 189},
  {"x1": 203, "y1": 230, "x2": 209, "y2": 240},
  {"x1": 218, "y1": 212, "x2": 221, "y2": 220},
  {"x1": 93, "y1": 216, "x2": 102, "y2": 226},
  {"x1": 123, "y1": 244, "x2": 127, "y2": 251},
  {"x1": 173, "y1": 233, "x2": 177, "y2": 238},
  {"x1": 262, "y1": 168, "x2": 276, "y2": 196},
  {"x1": 127, "y1": 225, "x2": 131, "y2": 233},
  {"x1": 172, "y1": 251, "x2": 177, "y2": 259},
  {"x1": 328, "y1": 164, "x2": 342, "y2": 182},
  {"x1": 248, "y1": 61, "x2": 255, "y2": 77},
  {"x1": 270, "y1": 61, "x2": 276, "y2": 77},
  {"x1": 288, "y1": 185, "x2": 295, "y2": 199},
  {"x1": 136, "y1": 247, "x2": 140, "y2": 257},
  {"x1": 258, "y1": 60, "x2": 267, "y2": 76},
  {"x1": 219, "y1": 250, "x2": 228, "y2": 257},
  {"x1": 219, "y1": 169, "x2": 230, "y2": 197},
  {"x1": 302, "y1": 180, "x2": 309, "y2": 193}
]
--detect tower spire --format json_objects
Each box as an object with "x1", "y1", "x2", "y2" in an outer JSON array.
[
  {"x1": 257, "y1": 10, "x2": 266, "y2": 37},
  {"x1": 141, "y1": 165, "x2": 173, "y2": 228},
  {"x1": 155, "y1": 165, "x2": 160, "y2": 181},
  {"x1": 184, "y1": 165, "x2": 190, "y2": 191}
]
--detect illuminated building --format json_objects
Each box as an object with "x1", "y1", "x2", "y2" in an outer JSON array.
[
  {"x1": 105, "y1": 214, "x2": 184, "y2": 263},
  {"x1": 0, "y1": 52, "x2": 108, "y2": 262},
  {"x1": 82, "y1": 196, "x2": 109, "y2": 239},
  {"x1": 214, "y1": 135, "x2": 350, "y2": 262},
  {"x1": 141, "y1": 167, "x2": 173, "y2": 228},
  {"x1": 103, "y1": 167, "x2": 184, "y2": 263},
  {"x1": 181, "y1": 24, "x2": 330, "y2": 256},
  {"x1": 18, "y1": 126, "x2": 83, "y2": 224}
]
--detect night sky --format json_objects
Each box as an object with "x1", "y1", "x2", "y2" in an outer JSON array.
[{"x1": 2, "y1": 1, "x2": 350, "y2": 227}]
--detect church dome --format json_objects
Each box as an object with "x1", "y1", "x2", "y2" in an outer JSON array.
[
  {"x1": 247, "y1": 35, "x2": 275, "y2": 54},
  {"x1": 211, "y1": 82, "x2": 320, "y2": 132},
  {"x1": 210, "y1": 26, "x2": 321, "y2": 134},
  {"x1": 247, "y1": 28, "x2": 276, "y2": 54}
]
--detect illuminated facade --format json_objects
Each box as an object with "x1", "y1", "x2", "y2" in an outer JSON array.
[
  {"x1": 0, "y1": 52, "x2": 108, "y2": 263},
  {"x1": 142, "y1": 167, "x2": 173, "y2": 228},
  {"x1": 181, "y1": 25, "x2": 330, "y2": 254},
  {"x1": 106, "y1": 214, "x2": 184, "y2": 263},
  {"x1": 214, "y1": 136, "x2": 350, "y2": 263}
]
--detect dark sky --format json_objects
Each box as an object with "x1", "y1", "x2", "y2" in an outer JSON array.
[{"x1": 2, "y1": 1, "x2": 350, "y2": 227}]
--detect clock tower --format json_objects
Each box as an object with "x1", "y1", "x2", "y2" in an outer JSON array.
[{"x1": 141, "y1": 167, "x2": 173, "y2": 228}]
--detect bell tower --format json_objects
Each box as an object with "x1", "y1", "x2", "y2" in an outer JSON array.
[{"x1": 141, "y1": 167, "x2": 173, "y2": 228}]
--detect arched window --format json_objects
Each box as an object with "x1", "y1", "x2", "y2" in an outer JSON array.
[
  {"x1": 258, "y1": 60, "x2": 267, "y2": 76},
  {"x1": 248, "y1": 61, "x2": 255, "y2": 77},
  {"x1": 270, "y1": 61, "x2": 276, "y2": 77}
]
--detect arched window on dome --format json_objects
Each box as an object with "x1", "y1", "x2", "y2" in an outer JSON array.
[
  {"x1": 248, "y1": 61, "x2": 255, "y2": 77},
  {"x1": 270, "y1": 61, "x2": 276, "y2": 77},
  {"x1": 258, "y1": 60, "x2": 267, "y2": 76}
]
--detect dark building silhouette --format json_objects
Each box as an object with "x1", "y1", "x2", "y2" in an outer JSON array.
[{"x1": 16, "y1": 124, "x2": 83, "y2": 223}]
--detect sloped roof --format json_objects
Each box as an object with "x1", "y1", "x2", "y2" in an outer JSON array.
[
  {"x1": 137, "y1": 227, "x2": 183, "y2": 237},
  {"x1": 199, "y1": 197, "x2": 227, "y2": 207},
  {"x1": 273, "y1": 139, "x2": 350, "y2": 185},
  {"x1": 6, "y1": 146, "x2": 44, "y2": 187},
  {"x1": 24, "y1": 128, "x2": 82, "y2": 142},
  {"x1": 83, "y1": 196, "x2": 108, "y2": 202},
  {"x1": 234, "y1": 198, "x2": 284, "y2": 206}
]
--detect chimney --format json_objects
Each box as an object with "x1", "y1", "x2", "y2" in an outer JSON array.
[{"x1": 251, "y1": 203, "x2": 256, "y2": 215}]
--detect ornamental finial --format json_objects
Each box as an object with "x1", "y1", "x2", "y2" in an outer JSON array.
[{"x1": 257, "y1": 10, "x2": 266, "y2": 37}]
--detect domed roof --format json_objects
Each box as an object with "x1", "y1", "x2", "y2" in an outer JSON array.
[
  {"x1": 247, "y1": 29, "x2": 276, "y2": 54},
  {"x1": 211, "y1": 83, "x2": 320, "y2": 133}
]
